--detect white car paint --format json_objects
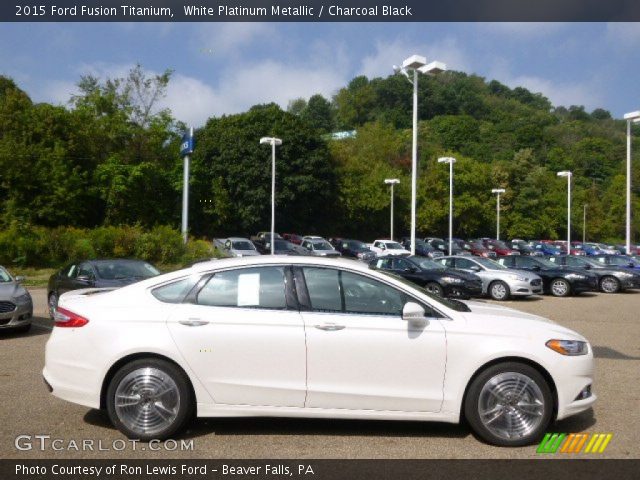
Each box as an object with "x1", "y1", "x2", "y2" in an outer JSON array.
[
  {"x1": 44, "y1": 256, "x2": 595, "y2": 433},
  {"x1": 370, "y1": 239, "x2": 411, "y2": 256}
]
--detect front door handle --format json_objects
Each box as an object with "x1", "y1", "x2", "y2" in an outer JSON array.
[
  {"x1": 315, "y1": 323, "x2": 345, "y2": 331},
  {"x1": 179, "y1": 319, "x2": 209, "y2": 327}
]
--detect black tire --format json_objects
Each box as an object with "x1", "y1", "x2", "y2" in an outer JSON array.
[
  {"x1": 48, "y1": 292, "x2": 58, "y2": 319},
  {"x1": 425, "y1": 282, "x2": 444, "y2": 297},
  {"x1": 489, "y1": 280, "x2": 510, "y2": 301},
  {"x1": 549, "y1": 278, "x2": 571, "y2": 297},
  {"x1": 464, "y1": 362, "x2": 554, "y2": 447},
  {"x1": 599, "y1": 276, "x2": 621, "y2": 294},
  {"x1": 106, "y1": 358, "x2": 194, "y2": 441}
]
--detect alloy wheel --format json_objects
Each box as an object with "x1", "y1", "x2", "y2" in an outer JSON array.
[
  {"x1": 551, "y1": 279, "x2": 569, "y2": 297},
  {"x1": 600, "y1": 276, "x2": 620, "y2": 294}
]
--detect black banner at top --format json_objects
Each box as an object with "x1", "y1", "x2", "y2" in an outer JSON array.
[{"x1": 4, "y1": 0, "x2": 640, "y2": 22}]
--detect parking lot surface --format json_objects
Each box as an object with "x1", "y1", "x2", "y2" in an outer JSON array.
[{"x1": 1, "y1": 288, "x2": 638, "y2": 459}]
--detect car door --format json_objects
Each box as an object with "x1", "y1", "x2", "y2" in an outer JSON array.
[
  {"x1": 167, "y1": 265, "x2": 307, "y2": 407},
  {"x1": 392, "y1": 257, "x2": 424, "y2": 284},
  {"x1": 296, "y1": 266, "x2": 446, "y2": 412}
]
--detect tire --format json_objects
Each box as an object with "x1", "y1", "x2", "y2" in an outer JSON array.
[
  {"x1": 599, "y1": 276, "x2": 620, "y2": 294},
  {"x1": 48, "y1": 292, "x2": 58, "y2": 319},
  {"x1": 449, "y1": 287, "x2": 470, "y2": 300},
  {"x1": 425, "y1": 282, "x2": 444, "y2": 297},
  {"x1": 489, "y1": 281, "x2": 510, "y2": 301},
  {"x1": 106, "y1": 358, "x2": 194, "y2": 441},
  {"x1": 550, "y1": 278, "x2": 571, "y2": 297},
  {"x1": 464, "y1": 362, "x2": 553, "y2": 447}
]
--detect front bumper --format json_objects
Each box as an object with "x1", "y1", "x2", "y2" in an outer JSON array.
[
  {"x1": 0, "y1": 300, "x2": 33, "y2": 329},
  {"x1": 508, "y1": 278, "x2": 542, "y2": 296},
  {"x1": 620, "y1": 275, "x2": 640, "y2": 289}
]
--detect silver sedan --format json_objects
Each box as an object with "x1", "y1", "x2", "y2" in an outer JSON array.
[
  {"x1": 434, "y1": 256, "x2": 543, "y2": 301},
  {"x1": 0, "y1": 266, "x2": 33, "y2": 332}
]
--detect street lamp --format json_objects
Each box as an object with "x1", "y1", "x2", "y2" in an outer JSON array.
[
  {"x1": 623, "y1": 111, "x2": 640, "y2": 254},
  {"x1": 491, "y1": 189, "x2": 506, "y2": 241},
  {"x1": 557, "y1": 171, "x2": 572, "y2": 251},
  {"x1": 438, "y1": 157, "x2": 456, "y2": 255},
  {"x1": 260, "y1": 136, "x2": 283, "y2": 255},
  {"x1": 583, "y1": 204, "x2": 588, "y2": 244},
  {"x1": 384, "y1": 179, "x2": 400, "y2": 240},
  {"x1": 393, "y1": 55, "x2": 447, "y2": 255}
]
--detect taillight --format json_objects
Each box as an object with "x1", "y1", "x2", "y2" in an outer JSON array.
[{"x1": 54, "y1": 307, "x2": 89, "y2": 328}]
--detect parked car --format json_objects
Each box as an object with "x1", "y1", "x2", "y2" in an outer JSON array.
[
  {"x1": 44, "y1": 255, "x2": 596, "y2": 446},
  {"x1": 282, "y1": 233, "x2": 303, "y2": 245},
  {"x1": 465, "y1": 240, "x2": 497, "y2": 258},
  {"x1": 507, "y1": 240, "x2": 540, "y2": 256},
  {"x1": 531, "y1": 242, "x2": 562, "y2": 256},
  {"x1": 222, "y1": 237, "x2": 260, "y2": 257},
  {"x1": 584, "y1": 243, "x2": 620, "y2": 255},
  {"x1": 481, "y1": 239, "x2": 520, "y2": 256},
  {"x1": 269, "y1": 239, "x2": 308, "y2": 256},
  {"x1": 496, "y1": 255, "x2": 598, "y2": 297},
  {"x1": 427, "y1": 238, "x2": 471, "y2": 256},
  {"x1": 300, "y1": 238, "x2": 341, "y2": 257},
  {"x1": 552, "y1": 241, "x2": 585, "y2": 256},
  {"x1": 0, "y1": 266, "x2": 33, "y2": 332},
  {"x1": 251, "y1": 232, "x2": 283, "y2": 252},
  {"x1": 546, "y1": 255, "x2": 640, "y2": 293},
  {"x1": 434, "y1": 256, "x2": 542, "y2": 301},
  {"x1": 400, "y1": 238, "x2": 444, "y2": 258},
  {"x1": 370, "y1": 239, "x2": 410, "y2": 256},
  {"x1": 370, "y1": 255, "x2": 482, "y2": 299},
  {"x1": 47, "y1": 259, "x2": 161, "y2": 317},
  {"x1": 613, "y1": 244, "x2": 639, "y2": 255},
  {"x1": 590, "y1": 254, "x2": 640, "y2": 272},
  {"x1": 334, "y1": 239, "x2": 376, "y2": 262}
]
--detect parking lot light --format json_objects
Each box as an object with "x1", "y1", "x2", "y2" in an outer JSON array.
[
  {"x1": 438, "y1": 157, "x2": 456, "y2": 255},
  {"x1": 492, "y1": 189, "x2": 506, "y2": 241},
  {"x1": 384, "y1": 179, "x2": 400, "y2": 241},
  {"x1": 623, "y1": 111, "x2": 640, "y2": 255},
  {"x1": 557, "y1": 171, "x2": 573, "y2": 251},
  {"x1": 260, "y1": 137, "x2": 283, "y2": 255},
  {"x1": 394, "y1": 55, "x2": 447, "y2": 255}
]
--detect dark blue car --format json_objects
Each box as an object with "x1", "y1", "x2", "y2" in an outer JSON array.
[{"x1": 590, "y1": 254, "x2": 640, "y2": 271}]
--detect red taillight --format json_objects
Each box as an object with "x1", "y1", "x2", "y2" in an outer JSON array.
[{"x1": 54, "y1": 307, "x2": 89, "y2": 328}]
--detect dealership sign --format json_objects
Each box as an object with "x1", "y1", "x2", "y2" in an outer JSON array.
[{"x1": 180, "y1": 129, "x2": 194, "y2": 157}]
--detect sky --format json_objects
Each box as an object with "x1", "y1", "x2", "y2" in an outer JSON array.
[{"x1": 1, "y1": 22, "x2": 639, "y2": 126}]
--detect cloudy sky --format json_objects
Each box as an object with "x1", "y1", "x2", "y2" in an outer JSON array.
[{"x1": 1, "y1": 22, "x2": 639, "y2": 126}]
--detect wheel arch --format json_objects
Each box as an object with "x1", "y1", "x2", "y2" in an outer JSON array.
[
  {"x1": 99, "y1": 352, "x2": 196, "y2": 410},
  {"x1": 460, "y1": 356, "x2": 558, "y2": 423}
]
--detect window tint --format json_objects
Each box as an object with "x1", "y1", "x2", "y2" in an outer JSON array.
[
  {"x1": 152, "y1": 277, "x2": 198, "y2": 304},
  {"x1": 392, "y1": 258, "x2": 411, "y2": 270},
  {"x1": 455, "y1": 258, "x2": 477, "y2": 270},
  {"x1": 197, "y1": 267, "x2": 287, "y2": 309},
  {"x1": 374, "y1": 258, "x2": 393, "y2": 270},
  {"x1": 67, "y1": 265, "x2": 78, "y2": 278},
  {"x1": 78, "y1": 264, "x2": 94, "y2": 278},
  {"x1": 439, "y1": 258, "x2": 455, "y2": 268},
  {"x1": 303, "y1": 267, "x2": 342, "y2": 311},
  {"x1": 516, "y1": 256, "x2": 536, "y2": 267},
  {"x1": 341, "y1": 271, "x2": 407, "y2": 316}
]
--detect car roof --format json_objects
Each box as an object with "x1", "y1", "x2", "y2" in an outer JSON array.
[{"x1": 227, "y1": 237, "x2": 252, "y2": 242}]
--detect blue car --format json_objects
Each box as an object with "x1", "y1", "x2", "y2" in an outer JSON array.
[
  {"x1": 590, "y1": 254, "x2": 640, "y2": 271},
  {"x1": 531, "y1": 243, "x2": 562, "y2": 256}
]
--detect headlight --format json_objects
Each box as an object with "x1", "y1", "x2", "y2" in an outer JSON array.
[
  {"x1": 441, "y1": 276, "x2": 464, "y2": 284},
  {"x1": 13, "y1": 293, "x2": 31, "y2": 303},
  {"x1": 546, "y1": 339, "x2": 588, "y2": 356},
  {"x1": 565, "y1": 273, "x2": 587, "y2": 280},
  {"x1": 508, "y1": 274, "x2": 528, "y2": 282}
]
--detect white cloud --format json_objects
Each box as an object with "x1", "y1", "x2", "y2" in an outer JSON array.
[{"x1": 41, "y1": 80, "x2": 78, "y2": 105}]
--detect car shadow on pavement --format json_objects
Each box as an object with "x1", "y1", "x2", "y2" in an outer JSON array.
[
  {"x1": 0, "y1": 317, "x2": 51, "y2": 339},
  {"x1": 592, "y1": 346, "x2": 640, "y2": 360},
  {"x1": 553, "y1": 408, "x2": 597, "y2": 432}
]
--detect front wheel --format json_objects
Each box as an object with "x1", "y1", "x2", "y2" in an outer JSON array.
[
  {"x1": 106, "y1": 358, "x2": 194, "y2": 441},
  {"x1": 464, "y1": 362, "x2": 553, "y2": 447},
  {"x1": 550, "y1": 278, "x2": 571, "y2": 297},
  {"x1": 425, "y1": 282, "x2": 444, "y2": 297},
  {"x1": 599, "y1": 276, "x2": 620, "y2": 294},
  {"x1": 489, "y1": 281, "x2": 510, "y2": 301}
]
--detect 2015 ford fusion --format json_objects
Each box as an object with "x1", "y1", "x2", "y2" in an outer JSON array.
[{"x1": 43, "y1": 256, "x2": 595, "y2": 446}]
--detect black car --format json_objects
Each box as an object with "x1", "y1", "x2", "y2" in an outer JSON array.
[
  {"x1": 426, "y1": 238, "x2": 470, "y2": 256},
  {"x1": 400, "y1": 238, "x2": 444, "y2": 259},
  {"x1": 268, "y1": 239, "x2": 308, "y2": 256},
  {"x1": 334, "y1": 239, "x2": 376, "y2": 262},
  {"x1": 546, "y1": 255, "x2": 640, "y2": 293},
  {"x1": 496, "y1": 255, "x2": 598, "y2": 297},
  {"x1": 507, "y1": 240, "x2": 540, "y2": 256},
  {"x1": 47, "y1": 259, "x2": 160, "y2": 317},
  {"x1": 370, "y1": 255, "x2": 483, "y2": 299}
]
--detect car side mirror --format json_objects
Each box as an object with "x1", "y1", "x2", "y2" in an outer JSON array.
[
  {"x1": 77, "y1": 275, "x2": 93, "y2": 283},
  {"x1": 15, "y1": 276, "x2": 25, "y2": 282},
  {"x1": 470, "y1": 266, "x2": 481, "y2": 272},
  {"x1": 402, "y1": 302, "x2": 428, "y2": 326}
]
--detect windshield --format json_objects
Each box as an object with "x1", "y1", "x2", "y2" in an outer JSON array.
[
  {"x1": 491, "y1": 240, "x2": 508, "y2": 249},
  {"x1": 378, "y1": 270, "x2": 470, "y2": 313},
  {"x1": 384, "y1": 242, "x2": 404, "y2": 250},
  {"x1": 469, "y1": 242, "x2": 485, "y2": 249},
  {"x1": 474, "y1": 258, "x2": 508, "y2": 270},
  {"x1": 0, "y1": 267, "x2": 12, "y2": 282},
  {"x1": 312, "y1": 241, "x2": 333, "y2": 251},
  {"x1": 346, "y1": 240, "x2": 368, "y2": 250},
  {"x1": 95, "y1": 261, "x2": 160, "y2": 280},
  {"x1": 232, "y1": 241, "x2": 255, "y2": 251}
]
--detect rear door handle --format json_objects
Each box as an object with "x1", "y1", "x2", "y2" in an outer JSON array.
[
  {"x1": 315, "y1": 323, "x2": 345, "y2": 331},
  {"x1": 179, "y1": 319, "x2": 209, "y2": 327}
]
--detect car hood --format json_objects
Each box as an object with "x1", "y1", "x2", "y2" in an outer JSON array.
[
  {"x1": 461, "y1": 301, "x2": 585, "y2": 340},
  {"x1": 0, "y1": 282, "x2": 25, "y2": 299}
]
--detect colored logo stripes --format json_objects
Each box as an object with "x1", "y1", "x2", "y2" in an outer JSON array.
[{"x1": 537, "y1": 433, "x2": 612, "y2": 454}]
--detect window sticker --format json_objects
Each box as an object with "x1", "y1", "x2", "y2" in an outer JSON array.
[{"x1": 237, "y1": 273, "x2": 260, "y2": 306}]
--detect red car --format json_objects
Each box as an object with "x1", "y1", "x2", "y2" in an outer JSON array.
[
  {"x1": 282, "y1": 233, "x2": 303, "y2": 245},
  {"x1": 466, "y1": 241, "x2": 497, "y2": 258},
  {"x1": 481, "y1": 239, "x2": 520, "y2": 256}
]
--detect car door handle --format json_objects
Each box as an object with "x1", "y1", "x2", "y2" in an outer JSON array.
[
  {"x1": 315, "y1": 323, "x2": 345, "y2": 331},
  {"x1": 179, "y1": 319, "x2": 209, "y2": 327}
]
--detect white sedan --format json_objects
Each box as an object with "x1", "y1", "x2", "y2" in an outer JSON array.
[{"x1": 44, "y1": 256, "x2": 595, "y2": 446}]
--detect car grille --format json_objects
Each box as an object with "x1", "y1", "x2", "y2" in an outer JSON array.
[
  {"x1": 0, "y1": 301, "x2": 16, "y2": 313},
  {"x1": 0, "y1": 318, "x2": 11, "y2": 326},
  {"x1": 487, "y1": 252, "x2": 497, "y2": 258},
  {"x1": 530, "y1": 279, "x2": 542, "y2": 286}
]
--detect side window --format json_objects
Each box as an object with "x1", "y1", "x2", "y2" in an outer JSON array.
[
  {"x1": 77, "y1": 263, "x2": 95, "y2": 279},
  {"x1": 375, "y1": 258, "x2": 393, "y2": 270},
  {"x1": 496, "y1": 258, "x2": 507, "y2": 266},
  {"x1": 392, "y1": 258, "x2": 410, "y2": 270},
  {"x1": 517, "y1": 256, "x2": 534, "y2": 267},
  {"x1": 596, "y1": 257, "x2": 606, "y2": 264},
  {"x1": 341, "y1": 271, "x2": 408, "y2": 316},
  {"x1": 196, "y1": 266, "x2": 287, "y2": 309},
  {"x1": 302, "y1": 267, "x2": 342, "y2": 312},
  {"x1": 64, "y1": 264, "x2": 77, "y2": 277},
  {"x1": 455, "y1": 258, "x2": 476, "y2": 269},
  {"x1": 152, "y1": 276, "x2": 198, "y2": 304},
  {"x1": 440, "y1": 258, "x2": 455, "y2": 268}
]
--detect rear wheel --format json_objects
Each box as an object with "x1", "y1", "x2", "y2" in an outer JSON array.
[
  {"x1": 464, "y1": 362, "x2": 553, "y2": 447},
  {"x1": 425, "y1": 282, "x2": 444, "y2": 297},
  {"x1": 599, "y1": 276, "x2": 620, "y2": 294},
  {"x1": 550, "y1": 278, "x2": 571, "y2": 297},
  {"x1": 106, "y1": 358, "x2": 194, "y2": 441},
  {"x1": 489, "y1": 281, "x2": 510, "y2": 301}
]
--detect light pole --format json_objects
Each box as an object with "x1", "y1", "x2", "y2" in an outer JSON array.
[
  {"x1": 384, "y1": 179, "x2": 400, "y2": 240},
  {"x1": 583, "y1": 204, "x2": 587, "y2": 244},
  {"x1": 260, "y1": 136, "x2": 283, "y2": 255},
  {"x1": 438, "y1": 157, "x2": 456, "y2": 255},
  {"x1": 492, "y1": 189, "x2": 506, "y2": 241},
  {"x1": 393, "y1": 55, "x2": 446, "y2": 255},
  {"x1": 180, "y1": 127, "x2": 194, "y2": 244},
  {"x1": 623, "y1": 111, "x2": 640, "y2": 254},
  {"x1": 557, "y1": 171, "x2": 572, "y2": 251}
]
